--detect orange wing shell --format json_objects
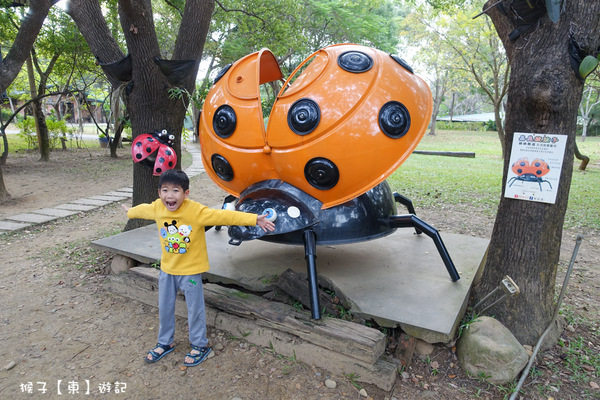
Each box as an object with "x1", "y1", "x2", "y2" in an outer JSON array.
[
  {"x1": 511, "y1": 158, "x2": 550, "y2": 177},
  {"x1": 199, "y1": 44, "x2": 433, "y2": 209}
]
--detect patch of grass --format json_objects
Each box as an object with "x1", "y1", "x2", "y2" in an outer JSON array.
[
  {"x1": 388, "y1": 131, "x2": 600, "y2": 231},
  {"x1": 558, "y1": 336, "x2": 600, "y2": 384},
  {"x1": 343, "y1": 372, "x2": 362, "y2": 389}
]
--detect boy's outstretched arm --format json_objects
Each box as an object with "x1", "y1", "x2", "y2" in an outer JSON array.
[{"x1": 257, "y1": 215, "x2": 276, "y2": 232}]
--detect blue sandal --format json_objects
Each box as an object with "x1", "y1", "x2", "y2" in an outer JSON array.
[
  {"x1": 183, "y1": 346, "x2": 212, "y2": 367},
  {"x1": 145, "y1": 343, "x2": 174, "y2": 364}
]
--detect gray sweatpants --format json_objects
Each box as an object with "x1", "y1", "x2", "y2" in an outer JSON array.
[{"x1": 157, "y1": 271, "x2": 208, "y2": 348}]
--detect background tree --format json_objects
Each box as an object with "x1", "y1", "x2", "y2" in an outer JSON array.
[
  {"x1": 464, "y1": 0, "x2": 600, "y2": 345},
  {"x1": 67, "y1": 0, "x2": 215, "y2": 230},
  {"x1": 0, "y1": 0, "x2": 55, "y2": 201},
  {"x1": 419, "y1": 4, "x2": 510, "y2": 156},
  {"x1": 578, "y1": 75, "x2": 600, "y2": 142}
]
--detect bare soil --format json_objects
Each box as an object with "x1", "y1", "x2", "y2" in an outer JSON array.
[{"x1": 0, "y1": 148, "x2": 598, "y2": 399}]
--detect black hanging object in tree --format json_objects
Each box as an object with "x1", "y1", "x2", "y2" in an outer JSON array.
[
  {"x1": 99, "y1": 54, "x2": 133, "y2": 83},
  {"x1": 154, "y1": 58, "x2": 196, "y2": 86}
]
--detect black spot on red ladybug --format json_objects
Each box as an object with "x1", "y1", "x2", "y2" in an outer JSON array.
[
  {"x1": 168, "y1": 161, "x2": 174, "y2": 167},
  {"x1": 158, "y1": 157, "x2": 165, "y2": 163},
  {"x1": 165, "y1": 149, "x2": 172, "y2": 156},
  {"x1": 135, "y1": 142, "x2": 142, "y2": 147},
  {"x1": 156, "y1": 168, "x2": 162, "y2": 174},
  {"x1": 136, "y1": 154, "x2": 142, "y2": 160},
  {"x1": 517, "y1": 168, "x2": 523, "y2": 174},
  {"x1": 146, "y1": 147, "x2": 152, "y2": 153}
]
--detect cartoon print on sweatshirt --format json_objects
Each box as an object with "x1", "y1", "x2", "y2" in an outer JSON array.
[{"x1": 160, "y1": 220, "x2": 191, "y2": 254}]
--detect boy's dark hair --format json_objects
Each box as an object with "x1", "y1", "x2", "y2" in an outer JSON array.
[{"x1": 159, "y1": 169, "x2": 189, "y2": 191}]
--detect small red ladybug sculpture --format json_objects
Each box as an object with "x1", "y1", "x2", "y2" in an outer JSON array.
[
  {"x1": 131, "y1": 129, "x2": 177, "y2": 176},
  {"x1": 509, "y1": 157, "x2": 552, "y2": 191}
]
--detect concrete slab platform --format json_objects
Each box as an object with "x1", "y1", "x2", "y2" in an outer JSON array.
[
  {"x1": 0, "y1": 220, "x2": 32, "y2": 231},
  {"x1": 116, "y1": 187, "x2": 133, "y2": 193},
  {"x1": 55, "y1": 203, "x2": 98, "y2": 211},
  {"x1": 30, "y1": 208, "x2": 79, "y2": 218},
  {"x1": 5, "y1": 213, "x2": 58, "y2": 224},
  {"x1": 93, "y1": 225, "x2": 488, "y2": 342}
]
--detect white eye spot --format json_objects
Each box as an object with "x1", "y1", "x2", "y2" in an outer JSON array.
[{"x1": 287, "y1": 206, "x2": 300, "y2": 218}]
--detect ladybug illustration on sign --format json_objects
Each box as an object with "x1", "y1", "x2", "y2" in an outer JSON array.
[
  {"x1": 131, "y1": 129, "x2": 177, "y2": 176},
  {"x1": 509, "y1": 157, "x2": 552, "y2": 191}
]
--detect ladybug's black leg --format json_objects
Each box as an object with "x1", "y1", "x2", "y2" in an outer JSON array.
[
  {"x1": 388, "y1": 215, "x2": 460, "y2": 282},
  {"x1": 303, "y1": 229, "x2": 321, "y2": 320},
  {"x1": 393, "y1": 192, "x2": 421, "y2": 234}
]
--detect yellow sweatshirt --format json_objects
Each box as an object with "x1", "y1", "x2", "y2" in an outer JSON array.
[{"x1": 127, "y1": 198, "x2": 257, "y2": 275}]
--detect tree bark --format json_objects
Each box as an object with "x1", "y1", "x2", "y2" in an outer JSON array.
[
  {"x1": 0, "y1": 0, "x2": 55, "y2": 93},
  {"x1": 68, "y1": 0, "x2": 215, "y2": 231},
  {"x1": 472, "y1": 0, "x2": 600, "y2": 345}
]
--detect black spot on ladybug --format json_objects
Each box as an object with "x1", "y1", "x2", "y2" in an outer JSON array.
[
  {"x1": 168, "y1": 161, "x2": 174, "y2": 167},
  {"x1": 158, "y1": 157, "x2": 165, "y2": 163},
  {"x1": 165, "y1": 149, "x2": 172, "y2": 156},
  {"x1": 379, "y1": 101, "x2": 411, "y2": 139},
  {"x1": 304, "y1": 157, "x2": 339, "y2": 190},
  {"x1": 211, "y1": 154, "x2": 234, "y2": 181},
  {"x1": 213, "y1": 105, "x2": 237, "y2": 138},
  {"x1": 146, "y1": 147, "x2": 153, "y2": 153},
  {"x1": 520, "y1": 161, "x2": 526, "y2": 166},
  {"x1": 517, "y1": 168, "x2": 523, "y2": 174},
  {"x1": 338, "y1": 51, "x2": 373, "y2": 73},
  {"x1": 156, "y1": 168, "x2": 162, "y2": 174},
  {"x1": 288, "y1": 98, "x2": 320, "y2": 135},
  {"x1": 136, "y1": 154, "x2": 142, "y2": 160},
  {"x1": 390, "y1": 54, "x2": 414, "y2": 74},
  {"x1": 536, "y1": 170, "x2": 543, "y2": 176},
  {"x1": 135, "y1": 142, "x2": 142, "y2": 147}
]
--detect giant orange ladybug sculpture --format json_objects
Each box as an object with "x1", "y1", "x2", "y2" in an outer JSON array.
[{"x1": 199, "y1": 44, "x2": 459, "y2": 319}]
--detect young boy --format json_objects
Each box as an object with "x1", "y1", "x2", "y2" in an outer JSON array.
[{"x1": 124, "y1": 169, "x2": 275, "y2": 366}]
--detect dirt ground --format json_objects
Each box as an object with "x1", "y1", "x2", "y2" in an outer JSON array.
[{"x1": 0, "y1": 147, "x2": 598, "y2": 399}]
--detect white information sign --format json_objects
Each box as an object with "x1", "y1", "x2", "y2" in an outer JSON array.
[{"x1": 504, "y1": 133, "x2": 567, "y2": 204}]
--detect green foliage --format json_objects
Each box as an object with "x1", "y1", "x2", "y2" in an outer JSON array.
[
  {"x1": 558, "y1": 336, "x2": 600, "y2": 384},
  {"x1": 16, "y1": 116, "x2": 37, "y2": 149},
  {"x1": 205, "y1": 0, "x2": 406, "y2": 79},
  {"x1": 580, "y1": 55, "x2": 600, "y2": 80},
  {"x1": 343, "y1": 372, "x2": 362, "y2": 389}
]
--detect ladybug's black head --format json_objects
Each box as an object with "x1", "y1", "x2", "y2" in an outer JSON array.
[{"x1": 155, "y1": 129, "x2": 176, "y2": 147}]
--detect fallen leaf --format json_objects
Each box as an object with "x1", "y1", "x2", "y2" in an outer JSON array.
[{"x1": 590, "y1": 381, "x2": 599, "y2": 389}]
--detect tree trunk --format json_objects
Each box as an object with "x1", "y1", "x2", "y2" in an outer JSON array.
[
  {"x1": 472, "y1": 0, "x2": 600, "y2": 345},
  {"x1": 574, "y1": 141, "x2": 589, "y2": 171},
  {"x1": 68, "y1": 0, "x2": 215, "y2": 231},
  {"x1": 26, "y1": 56, "x2": 50, "y2": 162},
  {"x1": 0, "y1": 0, "x2": 53, "y2": 93},
  {"x1": 0, "y1": 165, "x2": 9, "y2": 202}
]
